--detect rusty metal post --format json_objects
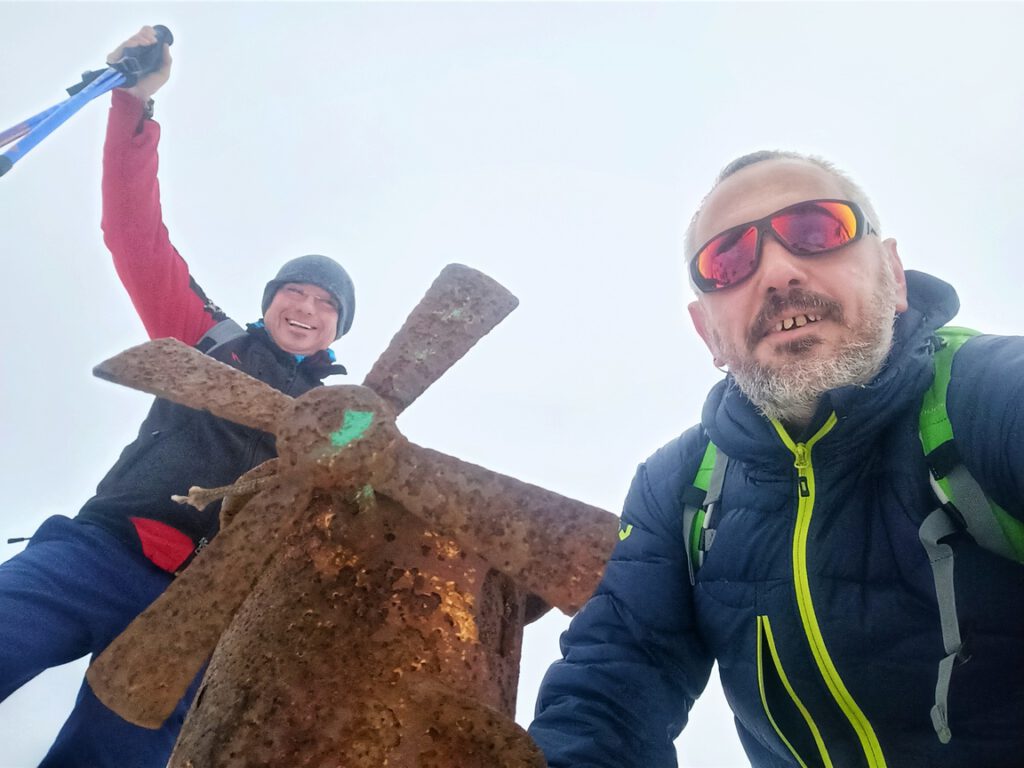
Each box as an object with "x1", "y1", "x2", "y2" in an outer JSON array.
[
  {"x1": 87, "y1": 266, "x2": 621, "y2": 765},
  {"x1": 169, "y1": 492, "x2": 546, "y2": 768}
]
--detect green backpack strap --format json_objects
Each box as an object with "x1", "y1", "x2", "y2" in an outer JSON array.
[
  {"x1": 682, "y1": 440, "x2": 728, "y2": 585},
  {"x1": 919, "y1": 326, "x2": 1024, "y2": 562},
  {"x1": 916, "y1": 326, "x2": 1024, "y2": 745}
]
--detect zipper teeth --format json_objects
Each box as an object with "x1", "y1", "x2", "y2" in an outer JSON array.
[
  {"x1": 758, "y1": 615, "x2": 831, "y2": 768},
  {"x1": 773, "y1": 415, "x2": 887, "y2": 768}
]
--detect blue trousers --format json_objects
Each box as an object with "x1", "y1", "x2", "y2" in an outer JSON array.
[{"x1": 0, "y1": 515, "x2": 201, "y2": 767}]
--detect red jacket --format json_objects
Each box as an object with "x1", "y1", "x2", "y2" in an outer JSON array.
[
  {"x1": 101, "y1": 89, "x2": 218, "y2": 344},
  {"x1": 77, "y1": 91, "x2": 342, "y2": 573}
]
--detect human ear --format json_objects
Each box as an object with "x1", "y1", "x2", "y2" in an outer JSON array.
[
  {"x1": 882, "y1": 238, "x2": 908, "y2": 313},
  {"x1": 688, "y1": 300, "x2": 721, "y2": 363}
]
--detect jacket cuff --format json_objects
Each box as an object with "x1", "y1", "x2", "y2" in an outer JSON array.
[{"x1": 110, "y1": 88, "x2": 155, "y2": 135}]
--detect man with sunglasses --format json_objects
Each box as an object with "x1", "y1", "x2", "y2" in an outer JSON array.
[
  {"x1": 530, "y1": 151, "x2": 1023, "y2": 767},
  {"x1": 0, "y1": 27, "x2": 357, "y2": 766}
]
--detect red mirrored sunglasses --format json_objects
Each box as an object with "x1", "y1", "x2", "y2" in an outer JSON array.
[{"x1": 689, "y1": 199, "x2": 876, "y2": 293}]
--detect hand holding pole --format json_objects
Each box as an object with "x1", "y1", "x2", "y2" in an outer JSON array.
[{"x1": 0, "y1": 25, "x2": 172, "y2": 177}]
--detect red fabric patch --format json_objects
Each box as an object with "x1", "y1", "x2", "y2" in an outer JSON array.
[{"x1": 130, "y1": 517, "x2": 194, "y2": 573}]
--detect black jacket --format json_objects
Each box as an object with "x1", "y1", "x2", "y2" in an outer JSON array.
[{"x1": 76, "y1": 325, "x2": 344, "y2": 573}]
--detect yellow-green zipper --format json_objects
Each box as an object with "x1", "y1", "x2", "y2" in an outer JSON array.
[
  {"x1": 757, "y1": 615, "x2": 833, "y2": 768},
  {"x1": 771, "y1": 415, "x2": 887, "y2": 768}
]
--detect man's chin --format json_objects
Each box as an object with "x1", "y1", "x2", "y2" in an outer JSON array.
[
  {"x1": 270, "y1": 327, "x2": 317, "y2": 356},
  {"x1": 753, "y1": 334, "x2": 828, "y2": 365}
]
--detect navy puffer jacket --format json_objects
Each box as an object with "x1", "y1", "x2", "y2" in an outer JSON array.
[{"x1": 530, "y1": 271, "x2": 1024, "y2": 768}]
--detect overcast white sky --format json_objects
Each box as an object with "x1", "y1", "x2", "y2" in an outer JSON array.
[{"x1": 1, "y1": 2, "x2": 1021, "y2": 766}]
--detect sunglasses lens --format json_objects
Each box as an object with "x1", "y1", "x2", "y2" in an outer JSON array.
[
  {"x1": 773, "y1": 201, "x2": 859, "y2": 254},
  {"x1": 694, "y1": 226, "x2": 759, "y2": 291}
]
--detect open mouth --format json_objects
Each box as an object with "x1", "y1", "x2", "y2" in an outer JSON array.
[
  {"x1": 773, "y1": 313, "x2": 822, "y2": 333},
  {"x1": 747, "y1": 291, "x2": 843, "y2": 352},
  {"x1": 287, "y1": 319, "x2": 314, "y2": 330}
]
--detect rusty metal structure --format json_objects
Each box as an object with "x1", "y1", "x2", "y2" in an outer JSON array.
[{"x1": 85, "y1": 265, "x2": 620, "y2": 767}]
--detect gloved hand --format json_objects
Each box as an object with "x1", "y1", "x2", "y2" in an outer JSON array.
[{"x1": 107, "y1": 25, "x2": 172, "y2": 102}]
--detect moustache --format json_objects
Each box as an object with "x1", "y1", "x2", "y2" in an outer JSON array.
[{"x1": 746, "y1": 289, "x2": 844, "y2": 351}]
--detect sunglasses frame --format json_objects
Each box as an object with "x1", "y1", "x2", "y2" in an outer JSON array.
[{"x1": 689, "y1": 198, "x2": 876, "y2": 293}]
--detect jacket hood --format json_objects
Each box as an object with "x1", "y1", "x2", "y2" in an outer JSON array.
[{"x1": 701, "y1": 270, "x2": 960, "y2": 468}]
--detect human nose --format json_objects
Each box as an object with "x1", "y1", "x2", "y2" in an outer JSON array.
[
  {"x1": 293, "y1": 291, "x2": 317, "y2": 313},
  {"x1": 755, "y1": 232, "x2": 811, "y2": 293}
]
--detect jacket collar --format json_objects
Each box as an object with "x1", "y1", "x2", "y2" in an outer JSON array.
[
  {"x1": 245, "y1": 323, "x2": 348, "y2": 379},
  {"x1": 701, "y1": 270, "x2": 959, "y2": 468}
]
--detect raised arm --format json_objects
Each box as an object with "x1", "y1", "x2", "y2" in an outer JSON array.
[{"x1": 101, "y1": 27, "x2": 218, "y2": 345}]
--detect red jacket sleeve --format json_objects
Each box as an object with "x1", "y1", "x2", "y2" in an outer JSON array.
[{"x1": 101, "y1": 89, "x2": 217, "y2": 344}]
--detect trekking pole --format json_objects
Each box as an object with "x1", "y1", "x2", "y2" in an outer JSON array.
[
  {"x1": 0, "y1": 25, "x2": 173, "y2": 178},
  {"x1": 0, "y1": 69, "x2": 123, "y2": 151},
  {"x1": 0, "y1": 104, "x2": 63, "y2": 148},
  {"x1": 0, "y1": 65, "x2": 131, "y2": 150}
]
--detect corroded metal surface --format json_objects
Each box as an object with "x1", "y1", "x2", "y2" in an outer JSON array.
[
  {"x1": 219, "y1": 459, "x2": 279, "y2": 528},
  {"x1": 363, "y1": 264, "x2": 519, "y2": 416},
  {"x1": 275, "y1": 385, "x2": 401, "y2": 487},
  {"x1": 90, "y1": 263, "x2": 614, "y2": 762},
  {"x1": 381, "y1": 443, "x2": 620, "y2": 615},
  {"x1": 93, "y1": 338, "x2": 288, "y2": 433},
  {"x1": 169, "y1": 494, "x2": 544, "y2": 768},
  {"x1": 87, "y1": 479, "x2": 313, "y2": 727}
]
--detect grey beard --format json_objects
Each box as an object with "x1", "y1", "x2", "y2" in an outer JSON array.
[
  {"x1": 723, "y1": 268, "x2": 900, "y2": 426},
  {"x1": 729, "y1": 324, "x2": 894, "y2": 425}
]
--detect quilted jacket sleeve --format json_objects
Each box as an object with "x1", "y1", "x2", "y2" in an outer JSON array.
[
  {"x1": 528, "y1": 428, "x2": 715, "y2": 768},
  {"x1": 101, "y1": 89, "x2": 216, "y2": 344},
  {"x1": 947, "y1": 333, "x2": 1024, "y2": 522}
]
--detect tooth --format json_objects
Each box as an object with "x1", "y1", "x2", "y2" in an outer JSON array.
[
  {"x1": 783, "y1": 317, "x2": 795, "y2": 330},
  {"x1": 776, "y1": 321, "x2": 784, "y2": 332},
  {"x1": 794, "y1": 315, "x2": 808, "y2": 328}
]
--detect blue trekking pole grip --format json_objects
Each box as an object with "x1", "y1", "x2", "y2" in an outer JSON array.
[{"x1": 0, "y1": 25, "x2": 173, "y2": 178}]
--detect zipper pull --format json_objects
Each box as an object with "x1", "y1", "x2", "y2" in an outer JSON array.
[
  {"x1": 794, "y1": 443, "x2": 811, "y2": 497},
  {"x1": 793, "y1": 443, "x2": 810, "y2": 470}
]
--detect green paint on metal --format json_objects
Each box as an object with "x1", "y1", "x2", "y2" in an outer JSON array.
[
  {"x1": 354, "y1": 483, "x2": 377, "y2": 512},
  {"x1": 329, "y1": 410, "x2": 374, "y2": 448}
]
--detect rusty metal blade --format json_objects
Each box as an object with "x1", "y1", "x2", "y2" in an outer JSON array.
[
  {"x1": 93, "y1": 338, "x2": 290, "y2": 433},
  {"x1": 86, "y1": 478, "x2": 313, "y2": 728},
  {"x1": 362, "y1": 264, "x2": 518, "y2": 415},
  {"x1": 376, "y1": 443, "x2": 619, "y2": 615}
]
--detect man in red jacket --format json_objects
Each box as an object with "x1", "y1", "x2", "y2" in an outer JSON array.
[{"x1": 0, "y1": 27, "x2": 356, "y2": 766}]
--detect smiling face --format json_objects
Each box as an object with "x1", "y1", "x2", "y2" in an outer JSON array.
[
  {"x1": 263, "y1": 282, "x2": 339, "y2": 356},
  {"x1": 687, "y1": 159, "x2": 908, "y2": 426}
]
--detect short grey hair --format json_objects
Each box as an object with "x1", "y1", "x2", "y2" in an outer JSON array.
[{"x1": 684, "y1": 150, "x2": 881, "y2": 260}]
